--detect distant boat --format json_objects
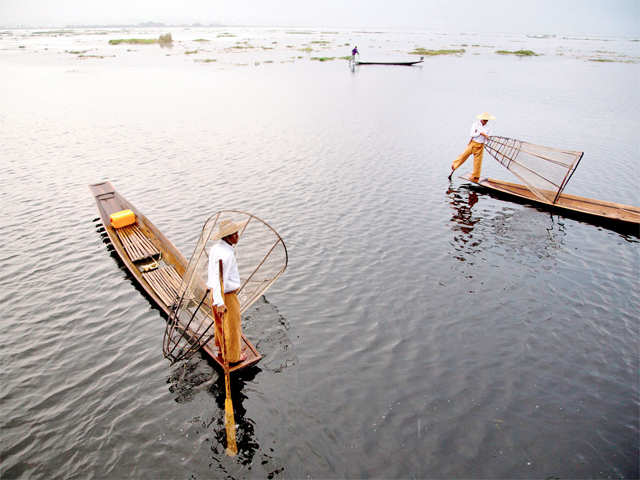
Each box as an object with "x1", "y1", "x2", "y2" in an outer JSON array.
[
  {"x1": 461, "y1": 136, "x2": 640, "y2": 227},
  {"x1": 354, "y1": 56, "x2": 423, "y2": 66}
]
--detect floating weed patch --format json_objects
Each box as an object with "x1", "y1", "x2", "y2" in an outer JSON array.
[
  {"x1": 310, "y1": 40, "x2": 330, "y2": 45},
  {"x1": 195, "y1": 58, "x2": 217, "y2": 63},
  {"x1": 109, "y1": 38, "x2": 157, "y2": 45},
  {"x1": 588, "y1": 58, "x2": 615, "y2": 62},
  {"x1": 496, "y1": 49, "x2": 538, "y2": 56},
  {"x1": 78, "y1": 54, "x2": 110, "y2": 59},
  {"x1": 66, "y1": 50, "x2": 89, "y2": 55},
  {"x1": 311, "y1": 56, "x2": 335, "y2": 61},
  {"x1": 217, "y1": 33, "x2": 236, "y2": 38},
  {"x1": 286, "y1": 31, "x2": 313, "y2": 35},
  {"x1": 110, "y1": 33, "x2": 173, "y2": 46},
  {"x1": 185, "y1": 50, "x2": 198, "y2": 55},
  {"x1": 194, "y1": 38, "x2": 209, "y2": 42},
  {"x1": 339, "y1": 56, "x2": 351, "y2": 60},
  {"x1": 298, "y1": 47, "x2": 313, "y2": 53},
  {"x1": 409, "y1": 48, "x2": 465, "y2": 56}
]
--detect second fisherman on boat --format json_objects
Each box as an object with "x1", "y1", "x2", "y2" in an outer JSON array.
[{"x1": 449, "y1": 112, "x2": 495, "y2": 181}]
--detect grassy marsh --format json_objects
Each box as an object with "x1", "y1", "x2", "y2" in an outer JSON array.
[
  {"x1": 109, "y1": 33, "x2": 173, "y2": 46},
  {"x1": 310, "y1": 56, "x2": 335, "y2": 61},
  {"x1": 409, "y1": 48, "x2": 465, "y2": 56},
  {"x1": 495, "y1": 49, "x2": 539, "y2": 56}
]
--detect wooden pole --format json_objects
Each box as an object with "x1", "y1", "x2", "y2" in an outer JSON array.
[{"x1": 214, "y1": 259, "x2": 238, "y2": 457}]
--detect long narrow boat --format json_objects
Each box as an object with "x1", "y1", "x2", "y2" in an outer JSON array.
[
  {"x1": 90, "y1": 181, "x2": 261, "y2": 372},
  {"x1": 355, "y1": 59, "x2": 423, "y2": 66},
  {"x1": 461, "y1": 173, "x2": 640, "y2": 227}
]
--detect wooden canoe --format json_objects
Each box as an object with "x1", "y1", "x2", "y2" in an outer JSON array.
[
  {"x1": 355, "y1": 59, "x2": 423, "y2": 66},
  {"x1": 89, "y1": 181, "x2": 261, "y2": 372},
  {"x1": 460, "y1": 173, "x2": 640, "y2": 228}
]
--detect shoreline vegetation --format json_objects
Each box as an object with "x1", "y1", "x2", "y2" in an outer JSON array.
[
  {"x1": 109, "y1": 33, "x2": 173, "y2": 46},
  {"x1": 495, "y1": 49, "x2": 538, "y2": 56}
]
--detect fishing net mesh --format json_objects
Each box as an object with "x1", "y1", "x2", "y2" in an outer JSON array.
[
  {"x1": 163, "y1": 211, "x2": 287, "y2": 363},
  {"x1": 484, "y1": 136, "x2": 583, "y2": 203}
]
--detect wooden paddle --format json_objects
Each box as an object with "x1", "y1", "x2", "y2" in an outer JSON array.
[{"x1": 213, "y1": 259, "x2": 238, "y2": 457}]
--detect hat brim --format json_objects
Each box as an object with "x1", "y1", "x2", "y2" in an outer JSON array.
[
  {"x1": 476, "y1": 113, "x2": 496, "y2": 120},
  {"x1": 212, "y1": 219, "x2": 249, "y2": 240}
]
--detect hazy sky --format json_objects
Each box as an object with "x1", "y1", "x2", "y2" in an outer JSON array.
[{"x1": 1, "y1": 0, "x2": 638, "y2": 35}]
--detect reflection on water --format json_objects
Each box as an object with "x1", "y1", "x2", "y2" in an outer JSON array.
[{"x1": 447, "y1": 186, "x2": 481, "y2": 261}]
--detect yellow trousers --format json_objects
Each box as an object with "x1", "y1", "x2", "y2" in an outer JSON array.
[
  {"x1": 215, "y1": 292, "x2": 243, "y2": 363},
  {"x1": 452, "y1": 140, "x2": 484, "y2": 179}
]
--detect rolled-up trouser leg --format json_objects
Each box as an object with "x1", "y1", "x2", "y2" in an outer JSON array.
[
  {"x1": 452, "y1": 141, "x2": 474, "y2": 172},
  {"x1": 471, "y1": 142, "x2": 484, "y2": 179}
]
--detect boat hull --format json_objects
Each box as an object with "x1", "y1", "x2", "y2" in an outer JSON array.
[
  {"x1": 90, "y1": 181, "x2": 261, "y2": 372},
  {"x1": 461, "y1": 173, "x2": 640, "y2": 227},
  {"x1": 355, "y1": 60, "x2": 423, "y2": 66}
]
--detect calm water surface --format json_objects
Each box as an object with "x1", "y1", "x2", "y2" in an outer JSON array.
[{"x1": 1, "y1": 26, "x2": 639, "y2": 479}]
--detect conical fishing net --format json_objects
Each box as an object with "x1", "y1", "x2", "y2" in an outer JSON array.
[
  {"x1": 163, "y1": 211, "x2": 287, "y2": 363},
  {"x1": 484, "y1": 136, "x2": 583, "y2": 204}
]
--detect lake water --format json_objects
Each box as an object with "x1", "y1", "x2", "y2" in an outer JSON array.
[{"x1": 1, "y1": 26, "x2": 639, "y2": 479}]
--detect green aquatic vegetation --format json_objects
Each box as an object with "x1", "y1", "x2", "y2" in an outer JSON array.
[
  {"x1": 66, "y1": 50, "x2": 89, "y2": 55},
  {"x1": 310, "y1": 56, "x2": 335, "y2": 61},
  {"x1": 78, "y1": 54, "x2": 108, "y2": 59},
  {"x1": 496, "y1": 49, "x2": 538, "y2": 56},
  {"x1": 33, "y1": 30, "x2": 71, "y2": 35},
  {"x1": 109, "y1": 33, "x2": 173, "y2": 46},
  {"x1": 286, "y1": 31, "x2": 313, "y2": 35},
  {"x1": 109, "y1": 38, "x2": 157, "y2": 45},
  {"x1": 409, "y1": 48, "x2": 465, "y2": 56},
  {"x1": 339, "y1": 56, "x2": 351, "y2": 60},
  {"x1": 217, "y1": 33, "x2": 236, "y2": 38},
  {"x1": 310, "y1": 40, "x2": 330, "y2": 45},
  {"x1": 298, "y1": 47, "x2": 313, "y2": 53},
  {"x1": 194, "y1": 38, "x2": 210, "y2": 42},
  {"x1": 195, "y1": 58, "x2": 217, "y2": 63},
  {"x1": 185, "y1": 50, "x2": 198, "y2": 55},
  {"x1": 588, "y1": 58, "x2": 615, "y2": 62}
]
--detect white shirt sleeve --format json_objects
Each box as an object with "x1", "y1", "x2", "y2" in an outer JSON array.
[{"x1": 207, "y1": 246, "x2": 224, "y2": 306}]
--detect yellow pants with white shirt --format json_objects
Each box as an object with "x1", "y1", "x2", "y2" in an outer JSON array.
[{"x1": 452, "y1": 140, "x2": 484, "y2": 179}]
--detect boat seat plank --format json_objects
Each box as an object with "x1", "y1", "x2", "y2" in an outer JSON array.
[{"x1": 115, "y1": 225, "x2": 160, "y2": 262}]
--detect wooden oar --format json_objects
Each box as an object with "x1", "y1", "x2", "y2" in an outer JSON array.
[{"x1": 213, "y1": 259, "x2": 238, "y2": 457}]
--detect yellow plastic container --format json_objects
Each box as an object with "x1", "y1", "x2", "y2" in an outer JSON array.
[{"x1": 110, "y1": 209, "x2": 136, "y2": 228}]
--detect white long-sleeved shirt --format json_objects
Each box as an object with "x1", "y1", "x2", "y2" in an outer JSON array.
[
  {"x1": 470, "y1": 121, "x2": 490, "y2": 144},
  {"x1": 207, "y1": 240, "x2": 241, "y2": 307}
]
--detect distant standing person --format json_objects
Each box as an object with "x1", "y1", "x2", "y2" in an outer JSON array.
[
  {"x1": 449, "y1": 112, "x2": 495, "y2": 181},
  {"x1": 351, "y1": 45, "x2": 359, "y2": 60}
]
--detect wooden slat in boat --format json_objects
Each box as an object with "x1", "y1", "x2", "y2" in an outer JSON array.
[
  {"x1": 90, "y1": 181, "x2": 262, "y2": 372},
  {"x1": 116, "y1": 224, "x2": 160, "y2": 262},
  {"x1": 461, "y1": 173, "x2": 640, "y2": 227}
]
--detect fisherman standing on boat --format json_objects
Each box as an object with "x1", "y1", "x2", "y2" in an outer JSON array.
[
  {"x1": 207, "y1": 219, "x2": 247, "y2": 364},
  {"x1": 449, "y1": 112, "x2": 495, "y2": 181},
  {"x1": 351, "y1": 45, "x2": 359, "y2": 61}
]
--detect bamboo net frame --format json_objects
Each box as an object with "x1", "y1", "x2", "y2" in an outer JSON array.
[
  {"x1": 484, "y1": 136, "x2": 583, "y2": 204},
  {"x1": 163, "y1": 210, "x2": 288, "y2": 363}
]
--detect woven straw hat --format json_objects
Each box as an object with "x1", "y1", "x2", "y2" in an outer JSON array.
[
  {"x1": 213, "y1": 219, "x2": 247, "y2": 240},
  {"x1": 476, "y1": 112, "x2": 496, "y2": 120}
]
